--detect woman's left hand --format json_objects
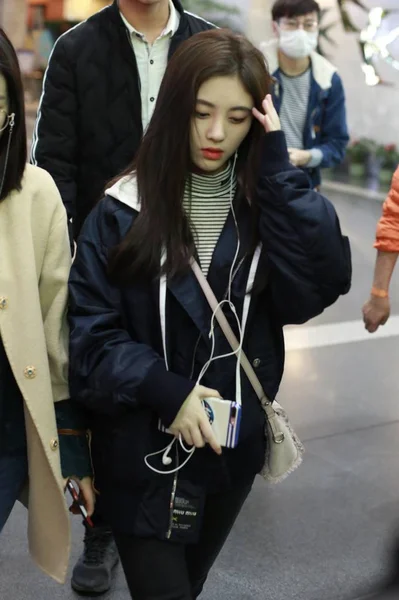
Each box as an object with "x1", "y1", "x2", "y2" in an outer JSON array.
[
  {"x1": 63, "y1": 476, "x2": 96, "y2": 517},
  {"x1": 252, "y1": 94, "x2": 281, "y2": 133}
]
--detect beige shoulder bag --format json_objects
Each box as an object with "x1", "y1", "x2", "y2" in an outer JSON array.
[{"x1": 191, "y1": 259, "x2": 304, "y2": 483}]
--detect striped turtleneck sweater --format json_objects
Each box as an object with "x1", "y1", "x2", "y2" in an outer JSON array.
[{"x1": 183, "y1": 163, "x2": 237, "y2": 277}]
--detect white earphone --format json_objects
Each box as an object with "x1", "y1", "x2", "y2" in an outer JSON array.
[
  {"x1": 144, "y1": 150, "x2": 243, "y2": 476},
  {"x1": 162, "y1": 448, "x2": 173, "y2": 466},
  {"x1": 0, "y1": 112, "x2": 16, "y2": 200},
  {"x1": 145, "y1": 434, "x2": 195, "y2": 475}
]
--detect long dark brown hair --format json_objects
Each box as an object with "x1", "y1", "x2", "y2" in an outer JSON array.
[
  {"x1": 0, "y1": 29, "x2": 27, "y2": 201},
  {"x1": 109, "y1": 29, "x2": 272, "y2": 282}
]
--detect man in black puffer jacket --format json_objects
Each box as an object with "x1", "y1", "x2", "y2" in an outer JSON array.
[
  {"x1": 31, "y1": 0, "x2": 214, "y2": 594},
  {"x1": 31, "y1": 0, "x2": 214, "y2": 239}
]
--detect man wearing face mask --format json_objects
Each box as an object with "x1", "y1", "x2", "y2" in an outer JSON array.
[{"x1": 260, "y1": 0, "x2": 349, "y2": 189}]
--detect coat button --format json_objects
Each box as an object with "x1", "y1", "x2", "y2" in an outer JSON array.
[
  {"x1": 50, "y1": 439, "x2": 59, "y2": 451},
  {"x1": 0, "y1": 297, "x2": 8, "y2": 309},
  {"x1": 253, "y1": 358, "x2": 261, "y2": 368},
  {"x1": 24, "y1": 366, "x2": 37, "y2": 379}
]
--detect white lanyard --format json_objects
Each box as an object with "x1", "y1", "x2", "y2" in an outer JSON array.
[
  {"x1": 159, "y1": 251, "x2": 169, "y2": 370},
  {"x1": 159, "y1": 243, "x2": 262, "y2": 392}
]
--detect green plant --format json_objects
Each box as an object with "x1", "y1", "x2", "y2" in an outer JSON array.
[
  {"x1": 347, "y1": 139, "x2": 374, "y2": 164},
  {"x1": 181, "y1": 0, "x2": 240, "y2": 29},
  {"x1": 376, "y1": 144, "x2": 399, "y2": 170}
]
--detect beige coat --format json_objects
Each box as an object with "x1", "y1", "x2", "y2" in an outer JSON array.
[{"x1": 0, "y1": 164, "x2": 72, "y2": 583}]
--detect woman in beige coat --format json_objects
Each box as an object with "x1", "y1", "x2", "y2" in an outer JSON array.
[{"x1": 0, "y1": 29, "x2": 94, "y2": 583}]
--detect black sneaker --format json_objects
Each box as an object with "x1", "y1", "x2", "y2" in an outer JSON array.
[{"x1": 71, "y1": 525, "x2": 119, "y2": 594}]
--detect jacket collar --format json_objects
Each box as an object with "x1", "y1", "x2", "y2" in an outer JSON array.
[
  {"x1": 106, "y1": 175, "x2": 211, "y2": 342},
  {"x1": 106, "y1": 174, "x2": 140, "y2": 212},
  {"x1": 260, "y1": 39, "x2": 337, "y2": 91},
  {"x1": 106, "y1": 176, "x2": 252, "y2": 291},
  {"x1": 105, "y1": 176, "x2": 253, "y2": 345},
  {"x1": 118, "y1": 0, "x2": 180, "y2": 38}
]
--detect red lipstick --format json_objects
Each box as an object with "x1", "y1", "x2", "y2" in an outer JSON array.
[{"x1": 201, "y1": 148, "x2": 224, "y2": 160}]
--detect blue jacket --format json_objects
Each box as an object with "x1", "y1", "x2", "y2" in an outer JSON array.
[
  {"x1": 260, "y1": 43, "x2": 349, "y2": 187},
  {"x1": 68, "y1": 132, "x2": 351, "y2": 534}
]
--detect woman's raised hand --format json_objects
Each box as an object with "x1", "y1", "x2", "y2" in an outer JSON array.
[
  {"x1": 252, "y1": 94, "x2": 281, "y2": 133},
  {"x1": 169, "y1": 385, "x2": 222, "y2": 455}
]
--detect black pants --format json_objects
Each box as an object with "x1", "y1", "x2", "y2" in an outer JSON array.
[
  {"x1": 113, "y1": 482, "x2": 253, "y2": 600},
  {"x1": 90, "y1": 494, "x2": 109, "y2": 528}
]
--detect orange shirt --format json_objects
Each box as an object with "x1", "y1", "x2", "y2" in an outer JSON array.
[{"x1": 375, "y1": 166, "x2": 399, "y2": 252}]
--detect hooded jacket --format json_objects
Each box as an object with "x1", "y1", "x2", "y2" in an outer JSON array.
[
  {"x1": 260, "y1": 40, "x2": 349, "y2": 188},
  {"x1": 68, "y1": 132, "x2": 351, "y2": 533}
]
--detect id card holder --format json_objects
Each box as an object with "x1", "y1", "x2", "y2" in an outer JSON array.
[
  {"x1": 167, "y1": 479, "x2": 205, "y2": 544},
  {"x1": 133, "y1": 476, "x2": 204, "y2": 544}
]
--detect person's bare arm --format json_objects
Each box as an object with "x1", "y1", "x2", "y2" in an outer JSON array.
[{"x1": 363, "y1": 251, "x2": 398, "y2": 333}]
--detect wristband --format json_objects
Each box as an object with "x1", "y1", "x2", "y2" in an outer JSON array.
[{"x1": 371, "y1": 287, "x2": 389, "y2": 299}]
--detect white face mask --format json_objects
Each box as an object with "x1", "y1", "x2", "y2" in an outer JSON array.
[{"x1": 278, "y1": 29, "x2": 318, "y2": 59}]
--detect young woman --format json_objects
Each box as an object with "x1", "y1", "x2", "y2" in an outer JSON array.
[
  {"x1": 69, "y1": 29, "x2": 351, "y2": 599},
  {"x1": 0, "y1": 29, "x2": 94, "y2": 582}
]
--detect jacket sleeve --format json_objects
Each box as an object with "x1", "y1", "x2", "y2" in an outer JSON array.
[
  {"x1": 257, "y1": 131, "x2": 352, "y2": 325},
  {"x1": 313, "y1": 73, "x2": 349, "y2": 168},
  {"x1": 31, "y1": 35, "x2": 78, "y2": 228},
  {"x1": 39, "y1": 176, "x2": 91, "y2": 479},
  {"x1": 39, "y1": 189, "x2": 71, "y2": 403},
  {"x1": 375, "y1": 167, "x2": 399, "y2": 253},
  {"x1": 68, "y1": 203, "x2": 195, "y2": 426},
  {"x1": 55, "y1": 401, "x2": 92, "y2": 479}
]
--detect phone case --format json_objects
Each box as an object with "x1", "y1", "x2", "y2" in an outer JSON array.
[{"x1": 203, "y1": 397, "x2": 241, "y2": 448}]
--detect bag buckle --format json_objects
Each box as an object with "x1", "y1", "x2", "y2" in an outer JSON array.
[{"x1": 273, "y1": 432, "x2": 285, "y2": 444}]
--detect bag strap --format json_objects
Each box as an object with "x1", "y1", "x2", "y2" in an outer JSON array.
[
  {"x1": 191, "y1": 259, "x2": 269, "y2": 405},
  {"x1": 191, "y1": 259, "x2": 286, "y2": 444}
]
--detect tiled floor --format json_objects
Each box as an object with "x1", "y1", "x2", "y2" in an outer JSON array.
[{"x1": 1, "y1": 189, "x2": 399, "y2": 600}]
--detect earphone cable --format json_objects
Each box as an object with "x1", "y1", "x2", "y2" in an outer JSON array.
[{"x1": 0, "y1": 114, "x2": 15, "y2": 200}]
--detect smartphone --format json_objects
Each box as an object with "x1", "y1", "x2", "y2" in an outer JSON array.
[
  {"x1": 66, "y1": 479, "x2": 94, "y2": 528},
  {"x1": 159, "y1": 398, "x2": 242, "y2": 449},
  {"x1": 202, "y1": 397, "x2": 242, "y2": 449}
]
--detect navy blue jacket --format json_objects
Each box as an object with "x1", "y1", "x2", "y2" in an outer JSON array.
[
  {"x1": 261, "y1": 43, "x2": 349, "y2": 188},
  {"x1": 68, "y1": 132, "x2": 351, "y2": 533}
]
